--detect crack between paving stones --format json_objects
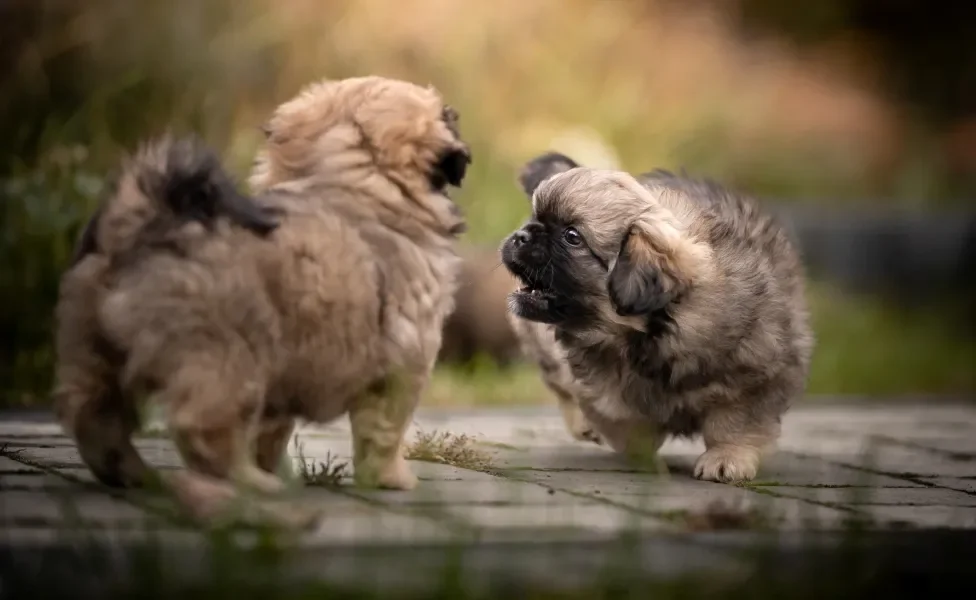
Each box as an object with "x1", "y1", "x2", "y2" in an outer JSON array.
[
  {"x1": 498, "y1": 471, "x2": 766, "y2": 531},
  {"x1": 497, "y1": 459, "x2": 889, "y2": 530},
  {"x1": 745, "y1": 483, "x2": 919, "y2": 489},
  {"x1": 786, "y1": 451, "x2": 976, "y2": 497},
  {"x1": 0, "y1": 447, "x2": 192, "y2": 528},
  {"x1": 742, "y1": 485, "x2": 863, "y2": 514},
  {"x1": 499, "y1": 467, "x2": 656, "y2": 474},
  {"x1": 4, "y1": 440, "x2": 481, "y2": 539},
  {"x1": 868, "y1": 434, "x2": 976, "y2": 462}
]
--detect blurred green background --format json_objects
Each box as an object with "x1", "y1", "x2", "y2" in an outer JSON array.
[{"x1": 2, "y1": 0, "x2": 973, "y2": 408}]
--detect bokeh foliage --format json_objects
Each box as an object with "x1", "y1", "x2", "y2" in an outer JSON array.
[{"x1": 1, "y1": 0, "x2": 972, "y2": 406}]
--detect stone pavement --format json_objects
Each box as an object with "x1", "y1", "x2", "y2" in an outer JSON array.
[{"x1": 1, "y1": 400, "x2": 975, "y2": 593}]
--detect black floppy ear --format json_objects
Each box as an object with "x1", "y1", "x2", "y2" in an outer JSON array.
[
  {"x1": 517, "y1": 152, "x2": 580, "y2": 198},
  {"x1": 434, "y1": 105, "x2": 471, "y2": 188},
  {"x1": 607, "y1": 228, "x2": 679, "y2": 316},
  {"x1": 435, "y1": 145, "x2": 472, "y2": 188}
]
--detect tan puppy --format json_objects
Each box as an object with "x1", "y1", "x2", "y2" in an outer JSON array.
[
  {"x1": 501, "y1": 153, "x2": 814, "y2": 483},
  {"x1": 53, "y1": 77, "x2": 472, "y2": 512}
]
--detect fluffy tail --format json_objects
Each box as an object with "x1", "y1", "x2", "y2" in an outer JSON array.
[
  {"x1": 517, "y1": 151, "x2": 580, "y2": 198},
  {"x1": 70, "y1": 135, "x2": 278, "y2": 267}
]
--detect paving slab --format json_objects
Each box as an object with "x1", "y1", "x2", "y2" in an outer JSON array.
[
  {"x1": 866, "y1": 505, "x2": 976, "y2": 529},
  {"x1": 1, "y1": 401, "x2": 975, "y2": 592},
  {"x1": 920, "y1": 477, "x2": 976, "y2": 494},
  {"x1": 767, "y1": 485, "x2": 976, "y2": 507}
]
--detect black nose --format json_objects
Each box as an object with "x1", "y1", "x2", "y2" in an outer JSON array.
[{"x1": 512, "y1": 222, "x2": 543, "y2": 247}]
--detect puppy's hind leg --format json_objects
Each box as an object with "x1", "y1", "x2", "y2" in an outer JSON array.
[
  {"x1": 254, "y1": 411, "x2": 296, "y2": 477},
  {"x1": 349, "y1": 373, "x2": 423, "y2": 491},
  {"x1": 549, "y1": 382, "x2": 602, "y2": 445},
  {"x1": 54, "y1": 259, "x2": 150, "y2": 488},
  {"x1": 164, "y1": 357, "x2": 283, "y2": 495},
  {"x1": 54, "y1": 351, "x2": 150, "y2": 489}
]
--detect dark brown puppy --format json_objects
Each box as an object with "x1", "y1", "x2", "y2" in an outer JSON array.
[
  {"x1": 501, "y1": 153, "x2": 814, "y2": 482},
  {"x1": 438, "y1": 245, "x2": 523, "y2": 368}
]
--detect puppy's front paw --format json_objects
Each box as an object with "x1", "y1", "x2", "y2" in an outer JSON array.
[
  {"x1": 694, "y1": 445, "x2": 760, "y2": 483},
  {"x1": 558, "y1": 397, "x2": 604, "y2": 445},
  {"x1": 354, "y1": 455, "x2": 418, "y2": 491},
  {"x1": 579, "y1": 427, "x2": 604, "y2": 445}
]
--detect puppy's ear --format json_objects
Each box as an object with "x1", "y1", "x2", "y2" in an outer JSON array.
[
  {"x1": 434, "y1": 144, "x2": 472, "y2": 188},
  {"x1": 517, "y1": 152, "x2": 580, "y2": 198},
  {"x1": 433, "y1": 105, "x2": 471, "y2": 188},
  {"x1": 607, "y1": 215, "x2": 708, "y2": 317}
]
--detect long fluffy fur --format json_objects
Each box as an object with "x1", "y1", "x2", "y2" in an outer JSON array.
[
  {"x1": 501, "y1": 152, "x2": 814, "y2": 482},
  {"x1": 53, "y1": 76, "x2": 472, "y2": 525},
  {"x1": 69, "y1": 136, "x2": 278, "y2": 269}
]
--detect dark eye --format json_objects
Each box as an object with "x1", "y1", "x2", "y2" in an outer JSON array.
[{"x1": 563, "y1": 227, "x2": 583, "y2": 246}]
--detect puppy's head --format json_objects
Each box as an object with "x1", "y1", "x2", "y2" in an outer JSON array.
[
  {"x1": 501, "y1": 163, "x2": 711, "y2": 330},
  {"x1": 249, "y1": 76, "x2": 471, "y2": 233}
]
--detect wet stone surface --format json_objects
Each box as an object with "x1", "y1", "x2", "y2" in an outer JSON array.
[{"x1": 1, "y1": 401, "x2": 975, "y2": 547}]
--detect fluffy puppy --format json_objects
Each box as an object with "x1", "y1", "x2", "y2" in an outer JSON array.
[
  {"x1": 54, "y1": 76, "x2": 472, "y2": 512},
  {"x1": 501, "y1": 153, "x2": 813, "y2": 482},
  {"x1": 438, "y1": 246, "x2": 523, "y2": 368}
]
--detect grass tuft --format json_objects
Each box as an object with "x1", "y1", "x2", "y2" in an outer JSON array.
[
  {"x1": 405, "y1": 429, "x2": 494, "y2": 472},
  {"x1": 292, "y1": 436, "x2": 348, "y2": 487}
]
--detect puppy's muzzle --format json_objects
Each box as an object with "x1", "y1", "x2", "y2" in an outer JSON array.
[
  {"x1": 507, "y1": 222, "x2": 547, "y2": 264},
  {"x1": 502, "y1": 223, "x2": 557, "y2": 312},
  {"x1": 510, "y1": 228, "x2": 532, "y2": 248}
]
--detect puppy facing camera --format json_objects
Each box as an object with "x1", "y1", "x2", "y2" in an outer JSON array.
[{"x1": 501, "y1": 152, "x2": 814, "y2": 483}]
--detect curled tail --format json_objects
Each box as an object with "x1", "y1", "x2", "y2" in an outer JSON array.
[{"x1": 70, "y1": 135, "x2": 279, "y2": 267}]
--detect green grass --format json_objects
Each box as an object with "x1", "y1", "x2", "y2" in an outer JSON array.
[
  {"x1": 427, "y1": 358, "x2": 552, "y2": 408},
  {"x1": 292, "y1": 435, "x2": 349, "y2": 487},
  {"x1": 805, "y1": 283, "x2": 975, "y2": 396}
]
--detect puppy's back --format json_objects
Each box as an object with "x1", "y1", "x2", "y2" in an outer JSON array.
[{"x1": 71, "y1": 136, "x2": 277, "y2": 268}]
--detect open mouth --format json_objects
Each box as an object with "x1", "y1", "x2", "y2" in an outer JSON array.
[
  {"x1": 517, "y1": 285, "x2": 553, "y2": 297},
  {"x1": 513, "y1": 283, "x2": 557, "y2": 302}
]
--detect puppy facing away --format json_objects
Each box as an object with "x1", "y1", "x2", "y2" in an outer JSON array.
[
  {"x1": 53, "y1": 76, "x2": 472, "y2": 522},
  {"x1": 438, "y1": 245, "x2": 523, "y2": 368},
  {"x1": 501, "y1": 153, "x2": 814, "y2": 482}
]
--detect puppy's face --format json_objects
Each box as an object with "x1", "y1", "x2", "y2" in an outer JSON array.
[
  {"x1": 250, "y1": 76, "x2": 471, "y2": 206},
  {"x1": 501, "y1": 160, "x2": 706, "y2": 329}
]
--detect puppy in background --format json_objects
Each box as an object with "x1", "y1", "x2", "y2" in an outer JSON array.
[
  {"x1": 54, "y1": 76, "x2": 471, "y2": 525},
  {"x1": 501, "y1": 153, "x2": 813, "y2": 482},
  {"x1": 438, "y1": 245, "x2": 523, "y2": 368}
]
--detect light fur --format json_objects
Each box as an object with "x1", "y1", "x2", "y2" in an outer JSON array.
[
  {"x1": 53, "y1": 76, "x2": 472, "y2": 524},
  {"x1": 501, "y1": 153, "x2": 814, "y2": 482}
]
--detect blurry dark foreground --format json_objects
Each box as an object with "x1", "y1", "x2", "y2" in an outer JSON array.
[{"x1": 0, "y1": 528, "x2": 973, "y2": 599}]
